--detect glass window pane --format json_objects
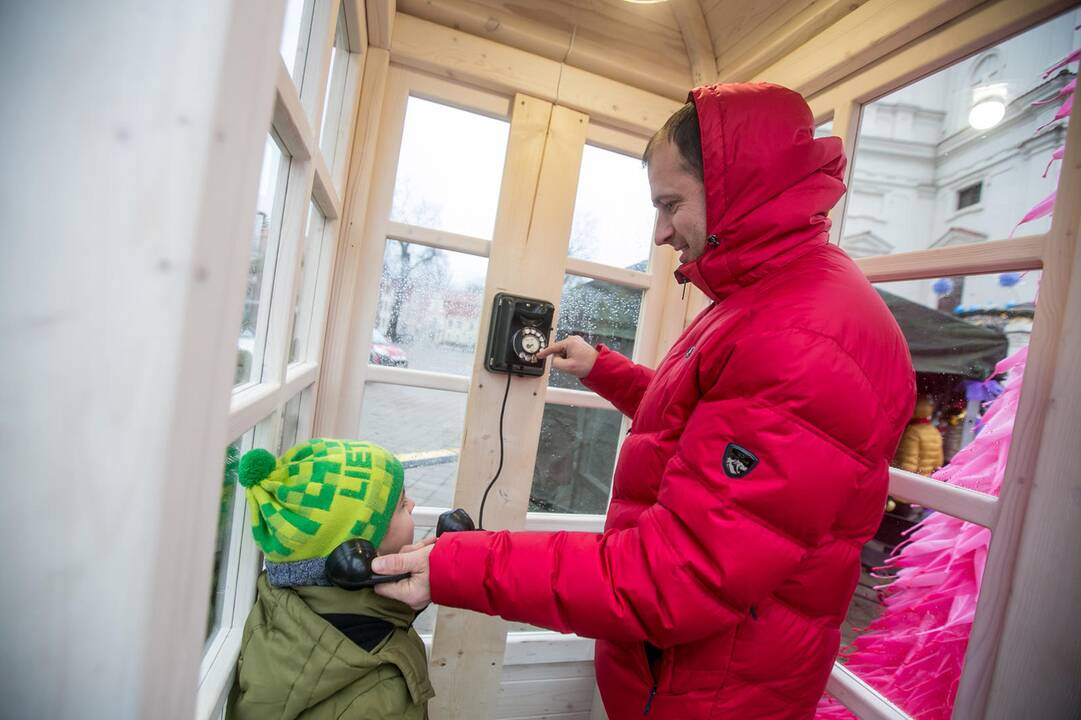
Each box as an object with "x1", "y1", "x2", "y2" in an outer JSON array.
[
  {"x1": 236, "y1": 134, "x2": 290, "y2": 387},
  {"x1": 530, "y1": 404, "x2": 622, "y2": 514},
  {"x1": 358, "y1": 383, "x2": 466, "y2": 509},
  {"x1": 319, "y1": 4, "x2": 350, "y2": 173},
  {"x1": 289, "y1": 202, "x2": 327, "y2": 364},
  {"x1": 840, "y1": 12, "x2": 1074, "y2": 258},
  {"x1": 568, "y1": 144, "x2": 655, "y2": 269},
  {"x1": 550, "y1": 274, "x2": 643, "y2": 388},
  {"x1": 877, "y1": 270, "x2": 1038, "y2": 470},
  {"x1": 820, "y1": 271, "x2": 1038, "y2": 713},
  {"x1": 412, "y1": 524, "x2": 437, "y2": 635},
  {"x1": 207, "y1": 429, "x2": 255, "y2": 643},
  {"x1": 390, "y1": 97, "x2": 509, "y2": 239},
  {"x1": 280, "y1": 390, "x2": 305, "y2": 452},
  {"x1": 372, "y1": 239, "x2": 487, "y2": 375},
  {"x1": 814, "y1": 120, "x2": 834, "y2": 138},
  {"x1": 279, "y1": 0, "x2": 313, "y2": 83}
]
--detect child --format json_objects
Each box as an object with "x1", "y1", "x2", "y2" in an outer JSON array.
[{"x1": 228, "y1": 438, "x2": 433, "y2": 719}]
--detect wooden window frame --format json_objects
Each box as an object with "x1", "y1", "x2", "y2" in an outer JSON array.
[
  {"x1": 791, "y1": 3, "x2": 1081, "y2": 717},
  {"x1": 318, "y1": 65, "x2": 671, "y2": 524},
  {"x1": 195, "y1": 2, "x2": 366, "y2": 717}
]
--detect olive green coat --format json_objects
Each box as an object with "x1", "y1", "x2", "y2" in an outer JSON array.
[{"x1": 229, "y1": 574, "x2": 433, "y2": 719}]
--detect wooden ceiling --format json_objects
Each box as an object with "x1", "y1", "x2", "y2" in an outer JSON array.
[{"x1": 396, "y1": 0, "x2": 870, "y2": 100}]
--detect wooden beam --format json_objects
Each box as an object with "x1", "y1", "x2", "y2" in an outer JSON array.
[
  {"x1": 343, "y1": 0, "x2": 368, "y2": 53},
  {"x1": 427, "y1": 97, "x2": 588, "y2": 720},
  {"x1": 2, "y1": 2, "x2": 284, "y2": 717},
  {"x1": 503, "y1": 631, "x2": 595, "y2": 665},
  {"x1": 805, "y1": 0, "x2": 1076, "y2": 110},
  {"x1": 888, "y1": 468, "x2": 998, "y2": 530},
  {"x1": 825, "y1": 98, "x2": 859, "y2": 246},
  {"x1": 564, "y1": 256, "x2": 652, "y2": 290},
  {"x1": 365, "y1": 364, "x2": 471, "y2": 393},
  {"x1": 324, "y1": 26, "x2": 367, "y2": 191},
  {"x1": 312, "y1": 151, "x2": 342, "y2": 219},
  {"x1": 273, "y1": 59, "x2": 315, "y2": 159},
  {"x1": 298, "y1": 0, "x2": 341, "y2": 129},
  {"x1": 391, "y1": 12, "x2": 561, "y2": 105},
  {"x1": 397, "y1": 0, "x2": 690, "y2": 100},
  {"x1": 956, "y1": 72, "x2": 1081, "y2": 719},
  {"x1": 365, "y1": 0, "x2": 395, "y2": 49},
  {"x1": 556, "y1": 64, "x2": 682, "y2": 136},
  {"x1": 854, "y1": 235, "x2": 1045, "y2": 283},
  {"x1": 546, "y1": 387, "x2": 615, "y2": 411},
  {"x1": 714, "y1": 0, "x2": 868, "y2": 83},
  {"x1": 313, "y1": 48, "x2": 391, "y2": 436},
  {"x1": 390, "y1": 13, "x2": 682, "y2": 135},
  {"x1": 750, "y1": 0, "x2": 985, "y2": 98},
  {"x1": 655, "y1": 246, "x2": 691, "y2": 356},
  {"x1": 385, "y1": 220, "x2": 490, "y2": 258},
  {"x1": 669, "y1": 0, "x2": 717, "y2": 87},
  {"x1": 398, "y1": 0, "x2": 570, "y2": 61},
  {"x1": 826, "y1": 663, "x2": 910, "y2": 720}
]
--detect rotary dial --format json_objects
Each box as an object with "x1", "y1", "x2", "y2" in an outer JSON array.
[{"x1": 513, "y1": 327, "x2": 547, "y2": 362}]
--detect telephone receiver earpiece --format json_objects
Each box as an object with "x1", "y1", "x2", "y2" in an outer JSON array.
[
  {"x1": 436, "y1": 507, "x2": 476, "y2": 535},
  {"x1": 325, "y1": 508, "x2": 477, "y2": 591}
]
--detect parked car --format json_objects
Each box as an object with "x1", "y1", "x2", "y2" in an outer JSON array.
[{"x1": 370, "y1": 329, "x2": 408, "y2": 367}]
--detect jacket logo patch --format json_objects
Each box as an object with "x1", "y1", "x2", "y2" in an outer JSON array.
[{"x1": 722, "y1": 444, "x2": 758, "y2": 478}]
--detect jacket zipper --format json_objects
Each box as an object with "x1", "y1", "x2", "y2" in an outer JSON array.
[
  {"x1": 643, "y1": 684, "x2": 657, "y2": 715},
  {"x1": 642, "y1": 642, "x2": 660, "y2": 715}
]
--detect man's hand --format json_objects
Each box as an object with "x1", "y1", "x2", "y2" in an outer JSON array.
[
  {"x1": 537, "y1": 336, "x2": 598, "y2": 379},
  {"x1": 373, "y1": 541, "x2": 436, "y2": 610}
]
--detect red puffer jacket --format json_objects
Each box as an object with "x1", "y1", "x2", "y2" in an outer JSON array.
[{"x1": 430, "y1": 83, "x2": 915, "y2": 718}]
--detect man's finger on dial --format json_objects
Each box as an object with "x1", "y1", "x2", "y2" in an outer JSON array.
[{"x1": 536, "y1": 339, "x2": 565, "y2": 359}]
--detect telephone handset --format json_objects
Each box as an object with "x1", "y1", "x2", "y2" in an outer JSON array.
[{"x1": 484, "y1": 293, "x2": 556, "y2": 376}]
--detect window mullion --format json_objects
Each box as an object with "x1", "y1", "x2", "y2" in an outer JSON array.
[
  {"x1": 855, "y1": 236, "x2": 1045, "y2": 283},
  {"x1": 299, "y1": 0, "x2": 341, "y2": 132},
  {"x1": 259, "y1": 153, "x2": 315, "y2": 396},
  {"x1": 827, "y1": 663, "x2": 912, "y2": 720}
]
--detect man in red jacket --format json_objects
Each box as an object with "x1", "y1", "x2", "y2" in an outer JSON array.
[{"x1": 374, "y1": 83, "x2": 915, "y2": 718}]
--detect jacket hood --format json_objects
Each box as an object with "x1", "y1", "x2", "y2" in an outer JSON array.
[{"x1": 675, "y1": 83, "x2": 847, "y2": 301}]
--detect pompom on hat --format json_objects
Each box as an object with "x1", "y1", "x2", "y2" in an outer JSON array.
[{"x1": 238, "y1": 439, "x2": 405, "y2": 566}]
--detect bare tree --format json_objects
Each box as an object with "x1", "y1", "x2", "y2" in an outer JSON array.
[
  {"x1": 567, "y1": 208, "x2": 598, "y2": 260},
  {"x1": 382, "y1": 180, "x2": 447, "y2": 342}
]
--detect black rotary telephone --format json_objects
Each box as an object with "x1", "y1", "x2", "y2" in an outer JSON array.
[
  {"x1": 324, "y1": 508, "x2": 476, "y2": 590},
  {"x1": 484, "y1": 293, "x2": 556, "y2": 377}
]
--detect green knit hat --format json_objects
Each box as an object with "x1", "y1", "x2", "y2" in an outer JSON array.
[{"x1": 238, "y1": 438, "x2": 405, "y2": 563}]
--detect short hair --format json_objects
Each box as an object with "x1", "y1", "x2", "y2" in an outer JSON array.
[{"x1": 642, "y1": 102, "x2": 703, "y2": 181}]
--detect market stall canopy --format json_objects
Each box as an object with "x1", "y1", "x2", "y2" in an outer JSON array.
[{"x1": 877, "y1": 289, "x2": 1008, "y2": 380}]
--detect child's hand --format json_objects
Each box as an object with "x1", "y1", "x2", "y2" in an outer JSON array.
[{"x1": 372, "y1": 543, "x2": 435, "y2": 610}]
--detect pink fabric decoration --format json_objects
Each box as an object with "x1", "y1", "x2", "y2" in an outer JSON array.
[
  {"x1": 1033, "y1": 78, "x2": 1077, "y2": 105},
  {"x1": 817, "y1": 348, "x2": 1029, "y2": 720},
  {"x1": 1043, "y1": 47, "x2": 1081, "y2": 77},
  {"x1": 1043, "y1": 146, "x2": 1065, "y2": 177},
  {"x1": 1036, "y1": 93, "x2": 1074, "y2": 133},
  {"x1": 1011, "y1": 190, "x2": 1057, "y2": 235}
]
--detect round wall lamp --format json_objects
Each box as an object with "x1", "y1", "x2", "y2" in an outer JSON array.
[{"x1": 969, "y1": 84, "x2": 1008, "y2": 130}]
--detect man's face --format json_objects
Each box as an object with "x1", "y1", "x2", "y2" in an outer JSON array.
[{"x1": 648, "y1": 138, "x2": 709, "y2": 265}]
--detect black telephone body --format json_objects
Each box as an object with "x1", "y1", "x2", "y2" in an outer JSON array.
[{"x1": 484, "y1": 293, "x2": 556, "y2": 376}]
